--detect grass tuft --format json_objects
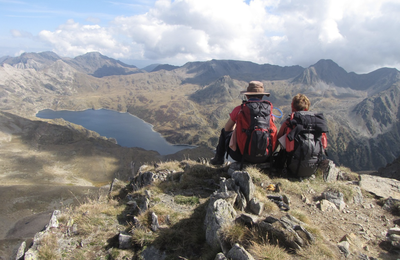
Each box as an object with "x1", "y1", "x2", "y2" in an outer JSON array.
[
  {"x1": 174, "y1": 195, "x2": 200, "y2": 205},
  {"x1": 220, "y1": 223, "x2": 252, "y2": 247},
  {"x1": 37, "y1": 233, "x2": 61, "y2": 260},
  {"x1": 248, "y1": 241, "x2": 291, "y2": 260}
]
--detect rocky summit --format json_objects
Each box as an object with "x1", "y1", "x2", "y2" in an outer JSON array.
[
  {"x1": 12, "y1": 160, "x2": 400, "y2": 259},
  {"x1": 1, "y1": 51, "x2": 400, "y2": 259}
]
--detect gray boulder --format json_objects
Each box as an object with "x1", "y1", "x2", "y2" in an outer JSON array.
[
  {"x1": 204, "y1": 196, "x2": 237, "y2": 249},
  {"x1": 257, "y1": 214, "x2": 314, "y2": 251},
  {"x1": 248, "y1": 198, "x2": 264, "y2": 215},
  {"x1": 232, "y1": 171, "x2": 255, "y2": 202},
  {"x1": 322, "y1": 160, "x2": 340, "y2": 182},
  {"x1": 322, "y1": 190, "x2": 346, "y2": 211}
]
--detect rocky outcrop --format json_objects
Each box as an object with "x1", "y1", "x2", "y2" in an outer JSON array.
[
  {"x1": 360, "y1": 174, "x2": 400, "y2": 200},
  {"x1": 204, "y1": 162, "x2": 315, "y2": 257},
  {"x1": 13, "y1": 158, "x2": 400, "y2": 260}
]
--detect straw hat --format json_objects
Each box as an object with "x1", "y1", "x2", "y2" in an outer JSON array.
[{"x1": 240, "y1": 81, "x2": 270, "y2": 96}]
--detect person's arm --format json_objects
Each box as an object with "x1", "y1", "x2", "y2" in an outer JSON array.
[
  {"x1": 224, "y1": 118, "x2": 236, "y2": 132},
  {"x1": 321, "y1": 133, "x2": 328, "y2": 149}
]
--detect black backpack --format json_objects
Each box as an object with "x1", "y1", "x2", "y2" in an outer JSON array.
[
  {"x1": 284, "y1": 111, "x2": 328, "y2": 177},
  {"x1": 235, "y1": 100, "x2": 278, "y2": 165}
]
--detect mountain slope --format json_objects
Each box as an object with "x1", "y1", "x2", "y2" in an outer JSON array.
[
  {"x1": 64, "y1": 52, "x2": 142, "y2": 77},
  {"x1": 356, "y1": 68, "x2": 400, "y2": 95},
  {"x1": 189, "y1": 75, "x2": 243, "y2": 104}
]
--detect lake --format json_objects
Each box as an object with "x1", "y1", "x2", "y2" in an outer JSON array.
[{"x1": 36, "y1": 109, "x2": 194, "y2": 155}]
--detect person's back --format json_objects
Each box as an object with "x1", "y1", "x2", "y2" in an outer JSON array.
[
  {"x1": 210, "y1": 81, "x2": 277, "y2": 167},
  {"x1": 275, "y1": 94, "x2": 328, "y2": 177}
]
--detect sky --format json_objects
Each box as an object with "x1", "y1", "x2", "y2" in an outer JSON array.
[{"x1": 1, "y1": 0, "x2": 400, "y2": 73}]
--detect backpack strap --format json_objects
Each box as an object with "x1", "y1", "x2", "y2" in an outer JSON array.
[{"x1": 240, "y1": 127, "x2": 252, "y2": 170}]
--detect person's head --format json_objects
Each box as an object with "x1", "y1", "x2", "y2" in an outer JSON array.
[
  {"x1": 241, "y1": 81, "x2": 270, "y2": 100},
  {"x1": 291, "y1": 93, "x2": 310, "y2": 112}
]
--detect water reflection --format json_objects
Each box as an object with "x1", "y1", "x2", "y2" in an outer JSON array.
[{"x1": 36, "y1": 109, "x2": 194, "y2": 155}]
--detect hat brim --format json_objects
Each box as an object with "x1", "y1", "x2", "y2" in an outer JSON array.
[{"x1": 240, "y1": 91, "x2": 270, "y2": 96}]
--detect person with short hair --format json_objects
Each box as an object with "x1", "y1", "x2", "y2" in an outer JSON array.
[
  {"x1": 277, "y1": 93, "x2": 311, "y2": 140},
  {"x1": 274, "y1": 93, "x2": 328, "y2": 176}
]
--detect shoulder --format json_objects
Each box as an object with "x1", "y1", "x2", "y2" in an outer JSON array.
[
  {"x1": 230, "y1": 105, "x2": 242, "y2": 115},
  {"x1": 229, "y1": 105, "x2": 242, "y2": 122}
]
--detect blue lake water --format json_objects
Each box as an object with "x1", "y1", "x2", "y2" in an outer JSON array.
[{"x1": 36, "y1": 109, "x2": 194, "y2": 155}]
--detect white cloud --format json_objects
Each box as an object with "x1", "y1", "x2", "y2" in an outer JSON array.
[
  {"x1": 32, "y1": 0, "x2": 400, "y2": 73},
  {"x1": 38, "y1": 19, "x2": 130, "y2": 58}
]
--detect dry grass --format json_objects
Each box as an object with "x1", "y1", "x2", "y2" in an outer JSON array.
[
  {"x1": 220, "y1": 223, "x2": 253, "y2": 247},
  {"x1": 289, "y1": 209, "x2": 311, "y2": 225},
  {"x1": 248, "y1": 241, "x2": 292, "y2": 260},
  {"x1": 38, "y1": 233, "x2": 61, "y2": 260},
  {"x1": 72, "y1": 197, "x2": 124, "y2": 236},
  {"x1": 155, "y1": 160, "x2": 183, "y2": 172},
  {"x1": 338, "y1": 166, "x2": 360, "y2": 181},
  {"x1": 296, "y1": 240, "x2": 339, "y2": 259},
  {"x1": 244, "y1": 164, "x2": 272, "y2": 186},
  {"x1": 132, "y1": 227, "x2": 157, "y2": 247}
]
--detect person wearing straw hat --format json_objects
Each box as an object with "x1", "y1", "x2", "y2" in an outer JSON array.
[{"x1": 210, "y1": 81, "x2": 272, "y2": 166}]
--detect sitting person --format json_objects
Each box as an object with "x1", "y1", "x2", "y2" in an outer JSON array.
[
  {"x1": 275, "y1": 93, "x2": 328, "y2": 177},
  {"x1": 277, "y1": 93, "x2": 311, "y2": 140},
  {"x1": 210, "y1": 81, "x2": 277, "y2": 166}
]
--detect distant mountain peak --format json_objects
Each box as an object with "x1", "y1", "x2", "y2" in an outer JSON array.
[
  {"x1": 292, "y1": 59, "x2": 355, "y2": 88},
  {"x1": 152, "y1": 64, "x2": 180, "y2": 72},
  {"x1": 1, "y1": 51, "x2": 61, "y2": 70}
]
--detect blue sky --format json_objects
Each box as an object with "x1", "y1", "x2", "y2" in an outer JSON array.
[{"x1": 1, "y1": 0, "x2": 400, "y2": 73}]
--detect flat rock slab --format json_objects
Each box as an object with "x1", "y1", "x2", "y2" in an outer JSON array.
[{"x1": 360, "y1": 174, "x2": 400, "y2": 200}]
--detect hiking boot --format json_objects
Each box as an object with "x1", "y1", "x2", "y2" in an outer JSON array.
[{"x1": 210, "y1": 156, "x2": 224, "y2": 166}]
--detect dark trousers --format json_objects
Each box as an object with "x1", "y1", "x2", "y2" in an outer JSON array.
[{"x1": 215, "y1": 128, "x2": 242, "y2": 162}]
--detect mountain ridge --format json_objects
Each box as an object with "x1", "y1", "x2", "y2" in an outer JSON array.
[{"x1": 1, "y1": 51, "x2": 400, "y2": 172}]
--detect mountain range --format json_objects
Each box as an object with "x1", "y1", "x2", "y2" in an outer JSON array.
[{"x1": 1, "y1": 51, "x2": 400, "y2": 172}]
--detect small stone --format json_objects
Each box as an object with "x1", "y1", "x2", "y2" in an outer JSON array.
[
  {"x1": 151, "y1": 212, "x2": 160, "y2": 232},
  {"x1": 388, "y1": 227, "x2": 400, "y2": 236},
  {"x1": 320, "y1": 199, "x2": 338, "y2": 212},
  {"x1": 337, "y1": 241, "x2": 350, "y2": 257},
  {"x1": 389, "y1": 234, "x2": 400, "y2": 242},
  {"x1": 226, "y1": 243, "x2": 255, "y2": 260},
  {"x1": 119, "y1": 233, "x2": 132, "y2": 249},
  {"x1": 214, "y1": 252, "x2": 228, "y2": 260}
]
